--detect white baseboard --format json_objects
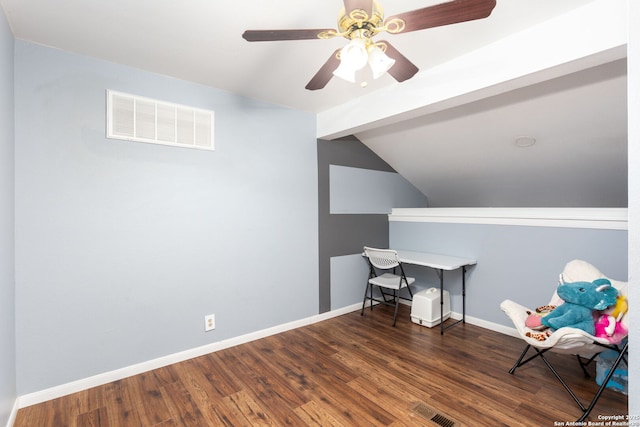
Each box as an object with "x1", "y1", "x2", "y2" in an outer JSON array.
[
  {"x1": 16, "y1": 303, "x2": 518, "y2": 411},
  {"x1": 461, "y1": 313, "x2": 519, "y2": 338},
  {"x1": 17, "y1": 303, "x2": 363, "y2": 409},
  {"x1": 403, "y1": 299, "x2": 519, "y2": 337},
  {"x1": 5, "y1": 399, "x2": 18, "y2": 427},
  {"x1": 412, "y1": 309, "x2": 519, "y2": 338}
]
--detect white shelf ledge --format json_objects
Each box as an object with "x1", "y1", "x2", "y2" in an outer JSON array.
[{"x1": 388, "y1": 208, "x2": 628, "y2": 230}]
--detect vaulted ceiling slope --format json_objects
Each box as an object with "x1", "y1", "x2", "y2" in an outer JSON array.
[
  {"x1": 1, "y1": 0, "x2": 628, "y2": 207},
  {"x1": 357, "y1": 59, "x2": 628, "y2": 207}
]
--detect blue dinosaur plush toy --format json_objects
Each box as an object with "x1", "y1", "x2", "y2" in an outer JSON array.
[{"x1": 541, "y1": 277, "x2": 618, "y2": 335}]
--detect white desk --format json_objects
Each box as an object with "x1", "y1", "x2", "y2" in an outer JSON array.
[{"x1": 394, "y1": 250, "x2": 476, "y2": 334}]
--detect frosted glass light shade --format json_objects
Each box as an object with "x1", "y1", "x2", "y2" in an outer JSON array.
[
  {"x1": 333, "y1": 38, "x2": 368, "y2": 82},
  {"x1": 340, "y1": 38, "x2": 368, "y2": 70},
  {"x1": 368, "y1": 45, "x2": 395, "y2": 79},
  {"x1": 333, "y1": 61, "x2": 357, "y2": 83}
]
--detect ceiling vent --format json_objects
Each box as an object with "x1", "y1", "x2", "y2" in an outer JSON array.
[{"x1": 106, "y1": 90, "x2": 214, "y2": 151}]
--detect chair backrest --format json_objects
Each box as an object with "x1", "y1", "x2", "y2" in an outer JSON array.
[{"x1": 364, "y1": 247, "x2": 400, "y2": 270}]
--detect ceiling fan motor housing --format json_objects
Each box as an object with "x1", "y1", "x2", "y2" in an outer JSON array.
[{"x1": 337, "y1": 1, "x2": 384, "y2": 40}]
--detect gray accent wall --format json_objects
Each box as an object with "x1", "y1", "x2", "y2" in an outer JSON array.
[
  {"x1": 14, "y1": 41, "x2": 319, "y2": 395},
  {"x1": 390, "y1": 221, "x2": 628, "y2": 327},
  {"x1": 317, "y1": 137, "x2": 427, "y2": 312},
  {"x1": 0, "y1": 6, "x2": 16, "y2": 426}
]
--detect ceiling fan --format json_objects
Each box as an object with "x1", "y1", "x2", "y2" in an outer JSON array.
[{"x1": 242, "y1": 0, "x2": 497, "y2": 90}]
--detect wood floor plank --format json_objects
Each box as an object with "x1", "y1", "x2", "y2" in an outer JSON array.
[
  {"x1": 151, "y1": 364, "x2": 183, "y2": 388},
  {"x1": 205, "y1": 399, "x2": 254, "y2": 427},
  {"x1": 240, "y1": 339, "x2": 316, "y2": 406},
  {"x1": 75, "y1": 406, "x2": 109, "y2": 427},
  {"x1": 149, "y1": 420, "x2": 179, "y2": 427},
  {"x1": 14, "y1": 304, "x2": 628, "y2": 426},
  {"x1": 189, "y1": 353, "x2": 243, "y2": 398},
  {"x1": 273, "y1": 345, "x2": 396, "y2": 426},
  {"x1": 346, "y1": 376, "x2": 428, "y2": 422},
  {"x1": 215, "y1": 344, "x2": 308, "y2": 425},
  {"x1": 301, "y1": 381, "x2": 393, "y2": 426},
  {"x1": 127, "y1": 371, "x2": 173, "y2": 425},
  {"x1": 160, "y1": 379, "x2": 210, "y2": 427},
  {"x1": 14, "y1": 399, "x2": 56, "y2": 427},
  {"x1": 293, "y1": 399, "x2": 348, "y2": 427},
  {"x1": 236, "y1": 339, "x2": 386, "y2": 426},
  {"x1": 222, "y1": 389, "x2": 277, "y2": 426},
  {"x1": 102, "y1": 379, "x2": 145, "y2": 427}
]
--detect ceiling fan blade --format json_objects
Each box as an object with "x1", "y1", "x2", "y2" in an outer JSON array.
[
  {"x1": 343, "y1": 0, "x2": 374, "y2": 18},
  {"x1": 242, "y1": 29, "x2": 336, "y2": 42},
  {"x1": 384, "y1": 0, "x2": 496, "y2": 34},
  {"x1": 305, "y1": 49, "x2": 341, "y2": 90},
  {"x1": 380, "y1": 41, "x2": 419, "y2": 82}
]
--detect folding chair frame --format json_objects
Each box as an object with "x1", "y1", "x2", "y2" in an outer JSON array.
[
  {"x1": 508, "y1": 340, "x2": 628, "y2": 422},
  {"x1": 361, "y1": 262, "x2": 414, "y2": 327}
]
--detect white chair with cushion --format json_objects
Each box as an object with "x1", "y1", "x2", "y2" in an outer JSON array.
[
  {"x1": 501, "y1": 259, "x2": 628, "y2": 422},
  {"x1": 362, "y1": 246, "x2": 415, "y2": 326}
]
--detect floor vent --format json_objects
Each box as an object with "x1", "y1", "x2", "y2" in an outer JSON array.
[
  {"x1": 106, "y1": 90, "x2": 214, "y2": 151},
  {"x1": 411, "y1": 402, "x2": 457, "y2": 427}
]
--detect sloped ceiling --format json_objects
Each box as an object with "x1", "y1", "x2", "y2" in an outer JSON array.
[
  {"x1": 358, "y1": 59, "x2": 628, "y2": 207},
  {"x1": 0, "y1": 0, "x2": 629, "y2": 207}
]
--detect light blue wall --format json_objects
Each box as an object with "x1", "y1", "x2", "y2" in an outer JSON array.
[
  {"x1": 331, "y1": 254, "x2": 369, "y2": 310},
  {"x1": 330, "y1": 165, "x2": 428, "y2": 214},
  {"x1": 390, "y1": 221, "x2": 628, "y2": 327},
  {"x1": 14, "y1": 41, "x2": 319, "y2": 395},
  {"x1": 0, "y1": 6, "x2": 16, "y2": 425}
]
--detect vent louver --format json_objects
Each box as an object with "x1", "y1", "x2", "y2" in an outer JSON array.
[{"x1": 106, "y1": 90, "x2": 214, "y2": 151}]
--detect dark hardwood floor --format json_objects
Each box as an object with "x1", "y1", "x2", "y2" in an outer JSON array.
[{"x1": 15, "y1": 304, "x2": 628, "y2": 426}]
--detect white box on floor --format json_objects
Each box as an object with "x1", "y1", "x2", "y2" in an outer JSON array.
[{"x1": 411, "y1": 287, "x2": 450, "y2": 327}]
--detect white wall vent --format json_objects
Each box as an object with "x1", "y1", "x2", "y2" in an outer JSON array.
[{"x1": 106, "y1": 90, "x2": 214, "y2": 151}]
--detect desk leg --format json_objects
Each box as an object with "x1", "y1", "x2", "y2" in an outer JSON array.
[
  {"x1": 462, "y1": 266, "x2": 466, "y2": 324},
  {"x1": 437, "y1": 269, "x2": 444, "y2": 335},
  {"x1": 440, "y1": 265, "x2": 468, "y2": 334}
]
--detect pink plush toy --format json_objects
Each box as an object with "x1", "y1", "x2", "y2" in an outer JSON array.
[
  {"x1": 525, "y1": 305, "x2": 556, "y2": 331},
  {"x1": 594, "y1": 314, "x2": 616, "y2": 337},
  {"x1": 594, "y1": 296, "x2": 628, "y2": 343}
]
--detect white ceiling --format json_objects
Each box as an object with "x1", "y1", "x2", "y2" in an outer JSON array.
[{"x1": 0, "y1": 0, "x2": 629, "y2": 207}]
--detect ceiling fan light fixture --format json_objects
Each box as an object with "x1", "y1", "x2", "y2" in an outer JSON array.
[
  {"x1": 340, "y1": 38, "x2": 369, "y2": 69},
  {"x1": 368, "y1": 44, "x2": 395, "y2": 79},
  {"x1": 333, "y1": 38, "x2": 369, "y2": 82},
  {"x1": 332, "y1": 61, "x2": 358, "y2": 83}
]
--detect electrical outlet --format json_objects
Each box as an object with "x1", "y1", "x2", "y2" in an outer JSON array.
[{"x1": 204, "y1": 314, "x2": 215, "y2": 331}]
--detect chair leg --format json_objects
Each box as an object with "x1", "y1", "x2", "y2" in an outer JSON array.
[
  {"x1": 509, "y1": 344, "x2": 586, "y2": 411},
  {"x1": 577, "y1": 341, "x2": 628, "y2": 422},
  {"x1": 406, "y1": 283, "x2": 414, "y2": 299},
  {"x1": 391, "y1": 288, "x2": 399, "y2": 327},
  {"x1": 509, "y1": 344, "x2": 532, "y2": 374},
  {"x1": 535, "y1": 348, "x2": 587, "y2": 412},
  {"x1": 369, "y1": 283, "x2": 374, "y2": 310},
  {"x1": 361, "y1": 283, "x2": 370, "y2": 316},
  {"x1": 576, "y1": 354, "x2": 598, "y2": 378}
]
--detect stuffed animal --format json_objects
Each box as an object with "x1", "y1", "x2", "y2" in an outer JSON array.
[
  {"x1": 594, "y1": 295, "x2": 628, "y2": 343},
  {"x1": 525, "y1": 305, "x2": 556, "y2": 330},
  {"x1": 540, "y1": 277, "x2": 618, "y2": 335},
  {"x1": 595, "y1": 314, "x2": 616, "y2": 337},
  {"x1": 609, "y1": 295, "x2": 628, "y2": 320}
]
